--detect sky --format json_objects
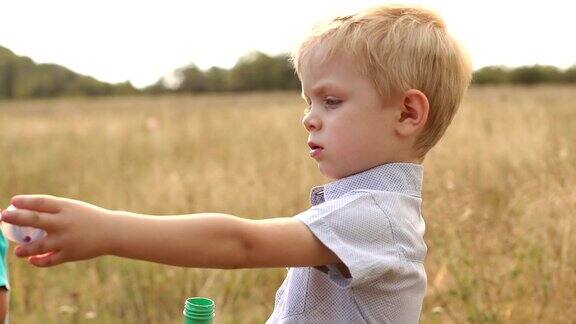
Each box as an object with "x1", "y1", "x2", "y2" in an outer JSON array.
[{"x1": 0, "y1": 0, "x2": 574, "y2": 89}]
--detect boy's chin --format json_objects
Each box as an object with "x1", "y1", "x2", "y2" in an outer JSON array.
[{"x1": 318, "y1": 164, "x2": 347, "y2": 180}]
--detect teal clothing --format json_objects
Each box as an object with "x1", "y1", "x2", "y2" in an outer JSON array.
[
  {"x1": 0, "y1": 232, "x2": 8, "y2": 290},
  {"x1": 0, "y1": 232, "x2": 8, "y2": 324}
]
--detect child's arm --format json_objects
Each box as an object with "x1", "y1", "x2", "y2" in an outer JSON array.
[{"x1": 0, "y1": 195, "x2": 341, "y2": 269}]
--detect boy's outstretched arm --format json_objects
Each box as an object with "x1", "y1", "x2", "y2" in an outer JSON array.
[{"x1": 0, "y1": 195, "x2": 341, "y2": 269}]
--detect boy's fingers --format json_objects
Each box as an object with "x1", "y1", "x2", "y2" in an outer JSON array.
[
  {"x1": 11, "y1": 195, "x2": 63, "y2": 213},
  {"x1": 15, "y1": 238, "x2": 59, "y2": 258},
  {"x1": 0, "y1": 209, "x2": 56, "y2": 230},
  {"x1": 28, "y1": 251, "x2": 65, "y2": 268}
]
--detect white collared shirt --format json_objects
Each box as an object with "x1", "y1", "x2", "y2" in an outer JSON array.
[{"x1": 267, "y1": 163, "x2": 427, "y2": 324}]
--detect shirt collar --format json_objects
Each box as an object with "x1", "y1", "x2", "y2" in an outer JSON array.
[{"x1": 309, "y1": 163, "x2": 423, "y2": 205}]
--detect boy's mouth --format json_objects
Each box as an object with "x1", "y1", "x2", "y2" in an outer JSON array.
[{"x1": 308, "y1": 141, "x2": 323, "y2": 158}]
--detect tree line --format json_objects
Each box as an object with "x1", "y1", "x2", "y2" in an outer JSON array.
[
  {"x1": 473, "y1": 65, "x2": 576, "y2": 85},
  {"x1": 0, "y1": 44, "x2": 575, "y2": 100},
  {"x1": 143, "y1": 51, "x2": 300, "y2": 94},
  {"x1": 0, "y1": 46, "x2": 137, "y2": 99}
]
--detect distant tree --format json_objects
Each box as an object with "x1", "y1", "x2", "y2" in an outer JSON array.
[
  {"x1": 176, "y1": 64, "x2": 207, "y2": 93},
  {"x1": 111, "y1": 81, "x2": 138, "y2": 96},
  {"x1": 472, "y1": 66, "x2": 510, "y2": 84},
  {"x1": 142, "y1": 77, "x2": 171, "y2": 94},
  {"x1": 230, "y1": 52, "x2": 272, "y2": 91},
  {"x1": 229, "y1": 51, "x2": 300, "y2": 91},
  {"x1": 274, "y1": 54, "x2": 301, "y2": 90},
  {"x1": 563, "y1": 65, "x2": 576, "y2": 83},
  {"x1": 205, "y1": 67, "x2": 229, "y2": 92},
  {"x1": 509, "y1": 65, "x2": 563, "y2": 84}
]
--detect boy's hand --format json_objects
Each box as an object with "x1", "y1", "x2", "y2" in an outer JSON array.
[{"x1": 0, "y1": 195, "x2": 113, "y2": 267}]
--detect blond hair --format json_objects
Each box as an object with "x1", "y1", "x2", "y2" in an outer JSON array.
[{"x1": 292, "y1": 5, "x2": 472, "y2": 158}]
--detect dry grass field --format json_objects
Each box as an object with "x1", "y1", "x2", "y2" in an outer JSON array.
[{"x1": 0, "y1": 86, "x2": 574, "y2": 323}]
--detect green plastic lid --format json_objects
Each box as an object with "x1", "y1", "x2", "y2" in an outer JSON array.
[{"x1": 183, "y1": 297, "x2": 215, "y2": 322}]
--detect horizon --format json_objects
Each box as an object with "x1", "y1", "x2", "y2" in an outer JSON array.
[
  {"x1": 1, "y1": 0, "x2": 574, "y2": 89},
  {"x1": 2, "y1": 44, "x2": 574, "y2": 90}
]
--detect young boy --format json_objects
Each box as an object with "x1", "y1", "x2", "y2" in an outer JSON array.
[{"x1": 0, "y1": 5, "x2": 471, "y2": 323}]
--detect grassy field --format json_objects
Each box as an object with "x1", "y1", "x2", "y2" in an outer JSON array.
[{"x1": 0, "y1": 86, "x2": 574, "y2": 323}]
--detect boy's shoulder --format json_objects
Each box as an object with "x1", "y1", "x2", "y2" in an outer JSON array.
[{"x1": 297, "y1": 186, "x2": 426, "y2": 259}]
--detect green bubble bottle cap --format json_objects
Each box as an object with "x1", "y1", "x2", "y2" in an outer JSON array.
[{"x1": 183, "y1": 297, "x2": 215, "y2": 324}]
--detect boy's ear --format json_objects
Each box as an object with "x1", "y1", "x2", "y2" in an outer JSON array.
[{"x1": 395, "y1": 89, "x2": 429, "y2": 137}]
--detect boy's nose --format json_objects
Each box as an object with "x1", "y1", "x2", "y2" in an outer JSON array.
[{"x1": 302, "y1": 112, "x2": 321, "y2": 132}]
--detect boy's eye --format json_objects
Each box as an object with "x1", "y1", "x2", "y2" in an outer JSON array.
[{"x1": 324, "y1": 97, "x2": 342, "y2": 108}]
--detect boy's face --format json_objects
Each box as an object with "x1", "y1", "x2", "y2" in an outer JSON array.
[{"x1": 300, "y1": 47, "x2": 404, "y2": 180}]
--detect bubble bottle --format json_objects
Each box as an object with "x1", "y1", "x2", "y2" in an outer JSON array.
[{"x1": 182, "y1": 297, "x2": 215, "y2": 324}]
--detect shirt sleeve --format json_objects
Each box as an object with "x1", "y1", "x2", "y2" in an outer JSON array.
[
  {"x1": 0, "y1": 233, "x2": 9, "y2": 290},
  {"x1": 294, "y1": 191, "x2": 401, "y2": 288}
]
